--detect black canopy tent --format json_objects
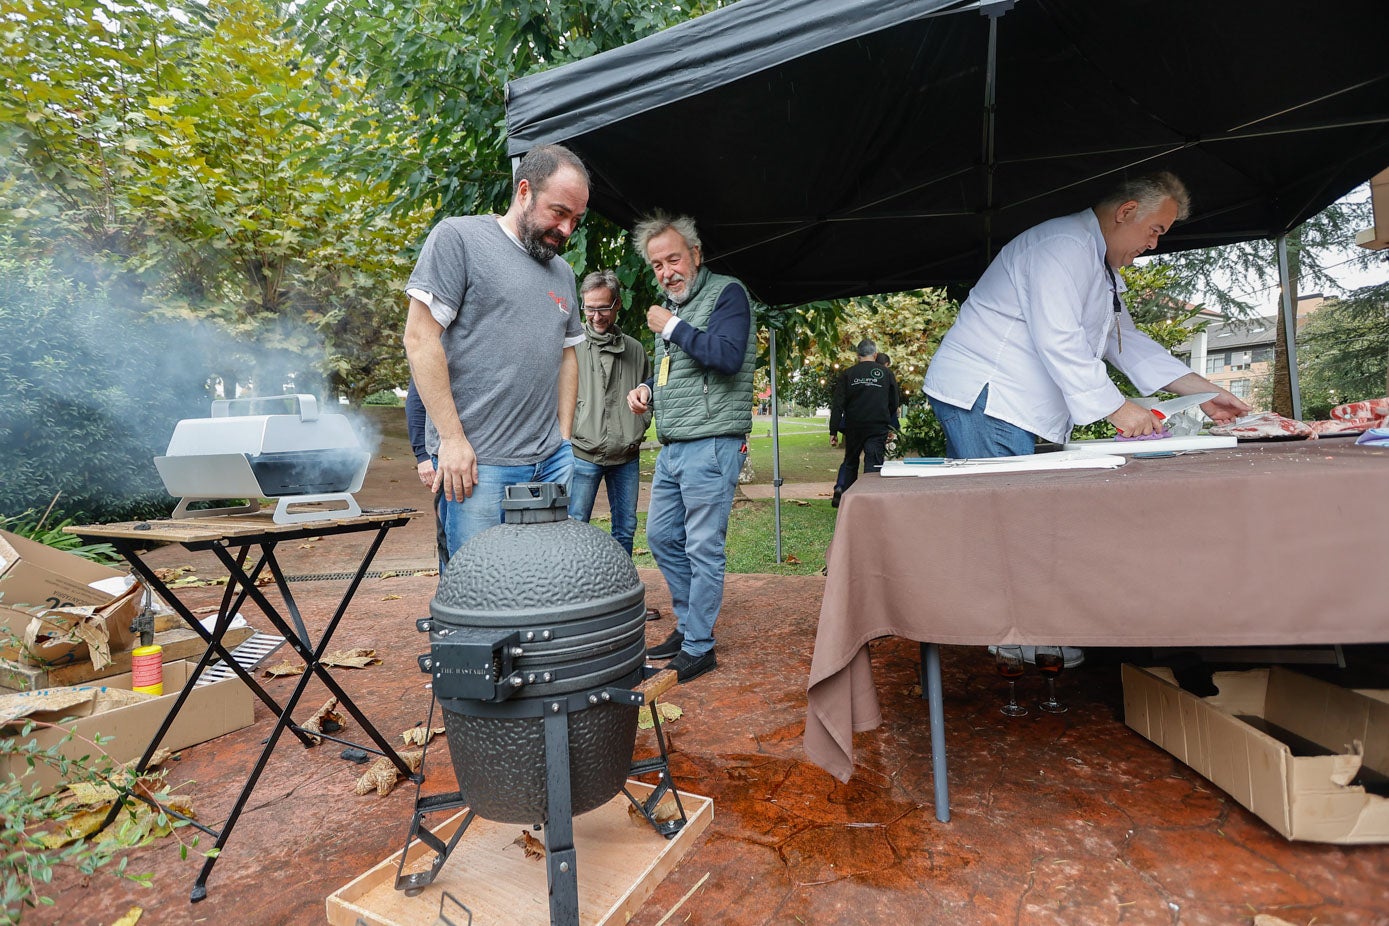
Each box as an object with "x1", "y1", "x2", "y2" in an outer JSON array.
[
  {"x1": 505, "y1": 0, "x2": 1389, "y2": 558},
  {"x1": 506, "y1": 0, "x2": 1389, "y2": 304}
]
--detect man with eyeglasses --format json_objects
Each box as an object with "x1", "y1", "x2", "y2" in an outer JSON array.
[
  {"x1": 568, "y1": 270, "x2": 652, "y2": 558},
  {"x1": 404, "y1": 144, "x2": 588, "y2": 556}
]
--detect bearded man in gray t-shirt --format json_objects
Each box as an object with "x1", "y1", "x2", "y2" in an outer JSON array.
[{"x1": 403, "y1": 145, "x2": 589, "y2": 559}]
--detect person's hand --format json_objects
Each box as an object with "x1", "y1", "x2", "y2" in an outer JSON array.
[
  {"x1": 627, "y1": 384, "x2": 652, "y2": 415},
  {"x1": 416, "y1": 459, "x2": 436, "y2": 488},
  {"x1": 830, "y1": 434, "x2": 838, "y2": 447},
  {"x1": 433, "y1": 435, "x2": 478, "y2": 502},
  {"x1": 646, "y1": 305, "x2": 675, "y2": 335},
  {"x1": 1107, "y1": 400, "x2": 1162, "y2": 437},
  {"x1": 1201, "y1": 389, "x2": 1251, "y2": 424}
]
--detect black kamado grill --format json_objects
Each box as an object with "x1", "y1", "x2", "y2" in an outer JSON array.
[{"x1": 398, "y1": 483, "x2": 687, "y2": 925}]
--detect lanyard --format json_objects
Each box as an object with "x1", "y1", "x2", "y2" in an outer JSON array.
[{"x1": 1104, "y1": 262, "x2": 1123, "y2": 352}]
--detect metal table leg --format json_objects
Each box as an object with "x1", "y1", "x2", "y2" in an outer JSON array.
[{"x1": 919, "y1": 642, "x2": 951, "y2": 822}]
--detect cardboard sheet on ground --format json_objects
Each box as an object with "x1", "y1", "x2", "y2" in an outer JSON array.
[{"x1": 880, "y1": 449, "x2": 1126, "y2": 477}]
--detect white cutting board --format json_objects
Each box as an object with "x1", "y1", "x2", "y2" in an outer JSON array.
[{"x1": 1063, "y1": 434, "x2": 1236, "y2": 454}]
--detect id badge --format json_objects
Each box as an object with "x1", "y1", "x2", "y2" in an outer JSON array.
[{"x1": 657, "y1": 355, "x2": 670, "y2": 387}]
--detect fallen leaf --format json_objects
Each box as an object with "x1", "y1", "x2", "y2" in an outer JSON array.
[
  {"x1": 301, "y1": 697, "x2": 343, "y2": 745},
  {"x1": 67, "y1": 781, "x2": 119, "y2": 807},
  {"x1": 400, "y1": 726, "x2": 445, "y2": 747},
  {"x1": 414, "y1": 568, "x2": 440, "y2": 577},
  {"x1": 627, "y1": 795, "x2": 682, "y2": 825},
  {"x1": 783, "y1": 554, "x2": 801, "y2": 565},
  {"x1": 378, "y1": 570, "x2": 399, "y2": 579},
  {"x1": 154, "y1": 566, "x2": 195, "y2": 582},
  {"x1": 262, "y1": 661, "x2": 305, "y2": 678},
  {"x1": 38, "y1": 805, "x2": 109, "y2": 848},
  {"x1": 791, "y1": 499, "x2": 810, "y2": 507},
  {"x1": 322, "y1": 648, "x2": 381, "y2": 669},
  {"x1": 167, "y1": 576, "x2": 210, "y2": 589},
  {"x1": 633, "y1": 548, "x2": 650, "y2": 556},
  {"x1": 381, "y1": 594, "x2": 402, "y2": 601},
  {"x1": 354, "y1": 749, "x2": 423, "y2": 796},
  {"x1": 512, "y1": 830, "x2": 546, "y2": 860},
  {"x1": 110, "y1": 907, "x2": 143, "y2": 926},
  {"x1": 637, "y1": 702, "x2": 683, "y2": 730}
]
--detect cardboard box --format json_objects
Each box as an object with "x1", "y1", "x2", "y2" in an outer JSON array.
[
  {"x1": 0, "y1": 528, "x2": 125, "y2": 611},
  {"x1": 0, "y1": 659, "x2": 255, "y2": 795},
  {"x1": 1123, "y1": 664, "x2": 1389, "y2": 844},
  {"x1": 0, "y1": 579, "x2": 141, "y2": 667}
]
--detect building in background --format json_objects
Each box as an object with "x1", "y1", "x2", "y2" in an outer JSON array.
[{"x1": 1176, "y1": 295, "x2": 1326, "y2": 402}]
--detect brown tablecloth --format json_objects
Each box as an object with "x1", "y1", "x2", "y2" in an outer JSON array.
[{"x1": 805, "y1": 440, "x2": 1389, "y2": 782}]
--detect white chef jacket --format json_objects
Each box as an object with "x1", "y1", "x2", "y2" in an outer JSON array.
[{"x1": 923, "y1": 209, "x2": 1192, "y2": 444}]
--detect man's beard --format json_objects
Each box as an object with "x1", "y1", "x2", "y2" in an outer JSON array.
[
  {"x1": 663, "y1": 273, "x2": 691, "y2": 304},
  {"x1": 518, "y1": 206, "x2": 565, "y2": 261}
]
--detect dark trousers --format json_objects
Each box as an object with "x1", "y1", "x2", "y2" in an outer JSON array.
[{"x1": 835, "y1": 429, "x2": 888, "y2": 492}]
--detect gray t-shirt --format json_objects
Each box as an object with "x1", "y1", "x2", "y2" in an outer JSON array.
[{"x1": 407, "y1": 215, "x2": 582, "y2": 465}]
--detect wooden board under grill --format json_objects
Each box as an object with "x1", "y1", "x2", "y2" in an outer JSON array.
[{"x1": 326, "y1": 782, "x2": 713, "y2": 926}]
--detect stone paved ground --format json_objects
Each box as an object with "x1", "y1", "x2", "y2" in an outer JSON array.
[{"x1": 35, "y1": 407, "x2": 1389, "y2": 926}]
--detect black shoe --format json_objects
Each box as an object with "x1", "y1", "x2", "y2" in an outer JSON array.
[
  {"x1": 831, "y1": 488, "x2": 842, "y2": 509},
  {"x1": 670, "y1": 649, "x2": 717, "y2": 683},
  {"x1": 647, "y1": 630, "x2": 684, "y2": 659}
]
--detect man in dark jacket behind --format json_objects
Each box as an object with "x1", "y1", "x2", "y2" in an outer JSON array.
[{"x1": 829, "y1": 339, "x2": 899, "y2": 508}]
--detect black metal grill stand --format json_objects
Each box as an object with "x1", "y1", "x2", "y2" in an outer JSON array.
[
  {"x1": 395, "y1": 664, "x2": 688, "y2": 926},
  {"x1": 70, "y1": 512, "x2": 421, "y2": 902}
]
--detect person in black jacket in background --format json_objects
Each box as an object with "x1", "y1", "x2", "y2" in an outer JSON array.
[{"x1": 828, "y1": 339, "x2": 899, "y2": 508}]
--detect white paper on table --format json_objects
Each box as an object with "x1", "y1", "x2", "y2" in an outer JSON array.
[{"x1": 880, "y1": 450, "x2": 1127, "y2": 477}]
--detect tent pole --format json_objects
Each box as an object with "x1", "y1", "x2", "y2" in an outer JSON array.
[
  {"x1": 979, "y1": 1, "x2": 1014, "y2": 264},
  {"x1": 1276, "y1": 234, "x2": 1303, "y2": 420},
  {"x1": 769, "y1": 328, "x2": 783, "y2": 564}
]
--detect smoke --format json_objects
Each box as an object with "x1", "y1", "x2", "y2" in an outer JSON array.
[{"x1": 0, "y1": 253, "x2": 387, "y2": 520}]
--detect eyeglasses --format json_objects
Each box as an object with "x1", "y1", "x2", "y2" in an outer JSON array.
[{"x1": 583, "y1": 302, "x2": 617, "y2": 315}]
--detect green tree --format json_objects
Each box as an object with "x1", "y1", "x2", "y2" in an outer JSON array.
[{"x1": 1296, "y1": 282, "x2": 1389, "y2": 418}]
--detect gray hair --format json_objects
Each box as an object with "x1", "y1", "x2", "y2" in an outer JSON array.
[
  {"x1": 856, "y1": 338, "x2": 878, "y2": 358},
  {"x1": 580, "y1": 269, "x2": 622, "y2": 305},
  {"x1": 514, "y1": 144, "x2": 589, "y2": 196},
  {"x1": 632, "y1": 210, "x2": 702, "y2": 263},
  {"x1": 1097, "y1": 171, "x2": 1191, "y2": 222}
]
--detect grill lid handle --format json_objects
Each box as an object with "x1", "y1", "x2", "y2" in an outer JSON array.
[{"x1": 501, "y1": 482, "x2": 569, "y2": 524}]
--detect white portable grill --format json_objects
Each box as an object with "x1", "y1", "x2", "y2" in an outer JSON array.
[{"x1": 155, "y1": 394, "x2": 371, "y2": 524}]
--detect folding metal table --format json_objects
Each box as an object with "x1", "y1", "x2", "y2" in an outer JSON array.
[{"x1": 70, "y1": 508, "x2": 420, "y2": 901}]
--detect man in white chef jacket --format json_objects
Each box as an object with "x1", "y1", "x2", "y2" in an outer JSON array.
[{"x1": 923, "y1": 171, "x2": 1249, "y2": 458}]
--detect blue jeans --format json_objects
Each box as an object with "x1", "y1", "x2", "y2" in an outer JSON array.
[
  {"x1": 438, "y1": 441, "x2": 574, "y2": 558},
  {"x1": 928, "y1": 386, "x2": 1035, "y2": 459},
  {"x1": 567, "y1": 455, "x2": 641, "y2": 556},
  {"x1": 644, "y1": 437, "x2": 746, "y2": 658}
]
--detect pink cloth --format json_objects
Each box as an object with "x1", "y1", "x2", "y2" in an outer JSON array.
[{"x1": 804, "y1": 442, "x2": 1389, "y2": 783}]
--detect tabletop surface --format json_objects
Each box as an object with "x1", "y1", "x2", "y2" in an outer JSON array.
[{"x1": 69, "y1": 507, "x2": 419, "y2": 544}]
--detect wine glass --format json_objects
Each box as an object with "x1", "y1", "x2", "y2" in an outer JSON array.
[
  {"x1": 1035, "y1": 645, "x2": 1068, "y2": 714},
  {"x1": 995, "y1": 645, "x2": 1027, "y2": 716}
]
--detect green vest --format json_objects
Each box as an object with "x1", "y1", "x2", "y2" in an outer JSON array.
[{"x1": 653, "y1": 268, "x2": 757, "y2": 443}]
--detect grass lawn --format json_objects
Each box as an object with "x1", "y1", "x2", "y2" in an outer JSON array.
[
  {"x1": 586, "y1": 499, "x2": 837, "y2": 576},
  {"x1": 640, "y1": 416, "x2": 841, "y2": 485}
]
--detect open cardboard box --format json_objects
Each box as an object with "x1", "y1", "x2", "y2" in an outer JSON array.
[
  {"x1": 1123, "y1": 664, "x2": 1389, "y2": 844},
  {"x1": 0, "y1": 528, "x2": 126, "y2": 611},
  {"x1": 0, "y1": 658, "x2": 255, "y2": 795},
  {"x1": 0, "y1": 580, "x2": 141, "y2": 668}
]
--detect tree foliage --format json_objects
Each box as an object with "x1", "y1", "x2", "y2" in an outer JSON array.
[{"x1": 1296, "y1": 281, "x2": 1389, "y2": 418}]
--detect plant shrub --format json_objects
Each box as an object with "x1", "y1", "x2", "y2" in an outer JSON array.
[{"x1": 362, "y1": 389, "x2": 401, "y2": 406}]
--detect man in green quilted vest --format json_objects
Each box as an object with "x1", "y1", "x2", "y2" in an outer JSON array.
[{"x1": 625, "y1": 212, "x2": 756, "y2": 684}]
